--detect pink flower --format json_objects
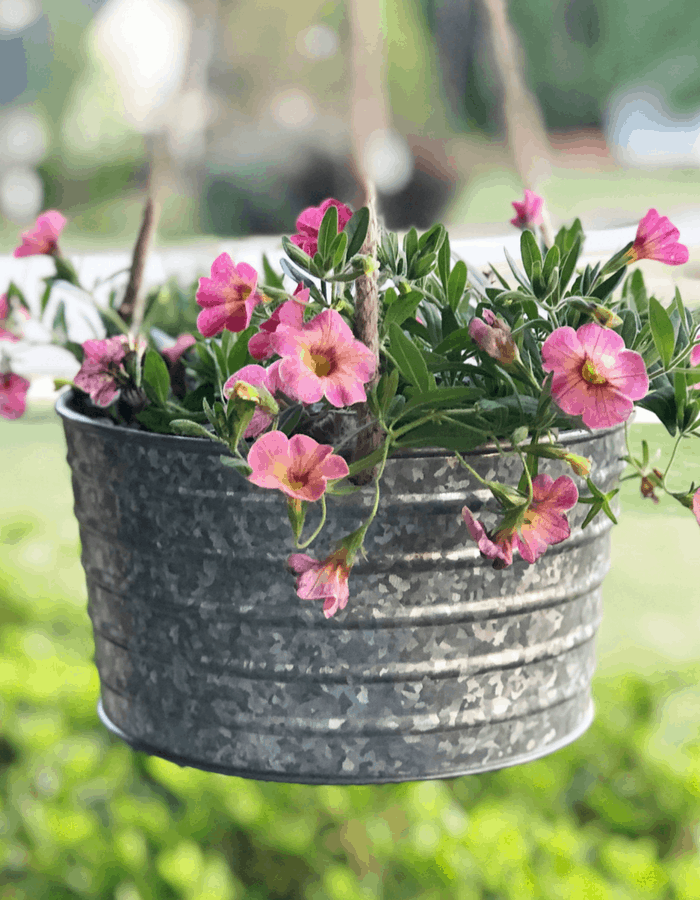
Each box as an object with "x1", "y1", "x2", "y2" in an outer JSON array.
[
  {"x1": 222, "y1": 364, "x2": 278, "y2": 438},
  {"x1": 510, "y1": 190, "x2": 544, "y2": 230},
  {"x1": 162, "y1": 333, "x2": 196, "y2": 366},
  {"x1": 0, "y1": 294, "x2": 8, "y2": 320},
  {"x1": 290, "y1": 198, "x2": 353, "y2": 258},
  {"x1": 271, "y1": 309, "x2": 376, "y2": 407},
  {"x1": 693, "y1": 488, "x2": 700, "y2": 527},
  {"x1": 541, "y1": 322, "x2": 648, "y2": 429},
  {"x1": 690, "y1": 333, "x2": 700, "y2": 390},
  {"x1": 287, "y1": 548, "x2": 351, "y2": 618},
  {"x1": 627, "y1": 209, "x2": 689, "y2": 266},
  {"x1": 195, "y1": 253, "x2": 264, "y2": 337},
  {"x1": 14, "y1": 210, "x2": 67, "y2": 258},
  {"x1": 0, "y1": 372, "x2": 30, "y2": 419},
  {"x1": 462, "y1": 474, "x2": 578, "y2": 568},
  {"x1": 247, "y1": 431, "x2": 349, "y2": 502},
  {"x1": 248, "y1": 286, "x2": 309, "y2": 361},
  {"x1": 73, "y1": 335, "x2": 130, "y2": 407},
  {"x1": 469, "y1": 309, "x2": 519, "y2": 365}
]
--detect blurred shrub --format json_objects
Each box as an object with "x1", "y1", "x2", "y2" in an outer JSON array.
[{"x1": 1, "y1": 521, "x2": 699, "y2": 899}]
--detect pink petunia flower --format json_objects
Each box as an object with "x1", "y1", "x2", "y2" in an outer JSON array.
[
  {"x1": 248, "y1": 286, "x2": 309, "y2": 361},
  {"x1": 287, "y1": 548, "x2": 351, "y2": 618},
  {"x1": 222, "y1": 364, "x2": 279, "y2": 438},
  {"x1": 693, "y1": 488, "x2": 700, "y2": 527},
  {"x1": 541, "y1": 322, "x2": 648, "y2": 429},
  {"x1": 162, "y1": 333, "x2": 196, "y2": 366},
  {"x1": 290, "y1": 198, "x2": 353, "y2": 258},
  {"x1": 271, "y1": 309, "x2": 377, "y2": 407},
  {"x1": 689, "y1": 333, "x2": 700, "y2": 390},
  {"x1": 469, "y1": 309, "x2": 519, "y2": 365},
  {"x1": 14, "y1": 210, "x2": 67, "y2": 258},
  {"x1": 462, "y1": 474, "x2": 578, "y2": 569},
  {"x1": 0, "y1": 372, "x2": 31, "y2": 419},
  {"x1": 626, "y1": 209, "x2": 689, "y2": 266},
  {"x1": 247, "y1": 431, "x2": 349, "y2": 502},
  {"x1": 195, "y1": 253, "x2": 264, "y2": 337},
  {"x1": 74, "y1": 335, "x2": 131, "y2": 407},
  {"x1": 510, "y1": 190, "x2": 544, "y2": 230}
]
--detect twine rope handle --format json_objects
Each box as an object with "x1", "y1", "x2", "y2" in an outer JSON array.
[{"x1": 348, "y1": 0, "x2": 387, "y2": 469}]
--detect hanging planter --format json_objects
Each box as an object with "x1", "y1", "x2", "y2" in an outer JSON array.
[
  {"x1": 3, "y1": 194, "x2": 699, "y2": 785},
  {"x1": 58, "y1": 390, "x2": 625, "y2": 783}
]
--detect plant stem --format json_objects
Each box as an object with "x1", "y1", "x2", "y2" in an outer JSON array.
[
  {"x1": 297, "y1": 495, "x2": 328, "y2": 550},
  {"x1": 119, "y1": 192, "x2": 161, "y2": 330}
]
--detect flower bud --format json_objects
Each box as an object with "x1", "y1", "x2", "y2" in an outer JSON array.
[{"x1": 469, "y1": 309, "x2": 520, "y2": 365}]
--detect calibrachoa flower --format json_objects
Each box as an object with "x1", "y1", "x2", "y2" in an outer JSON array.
[
  {"x1": 222, "y1": 364, "x2": 279, "y2": 438},
  {"x1": 248, "y1": 286, "x2": 309, "y2": 361},
  {"x1": 510, "y1": 190, "x2": 543, "y2": 230},
  {"x1": 74, "y1": 335, "x2": 131, "y2": 407},
  {"x1": 14, "y1": 210, "x2": 67, "y2": 258},
  {"x1": 271, "y1": 309, "x2": 377, "y2": 407},
  {"x1": 287, "y1": 548, "x2": 351, "y2": 618},
  {"x1": 626, "y1": 209, "x2": 689, "y2": 266},
  {"x1": 195, "y1": 253, "x2": 264, "y2": 337},
  {"x1": 693, "y1": 488, "x2": 700, "y2": 527},
  {"x1": 690, "y1": 334, "x2": 700, "y2": 390},
  {"x1": 469, "y1": 309, "x2": 519, "y2": 364},
  {"x1": 462, "y1": 474, "x2": 579, "y2": 568},
  {"x1": 162, "y1": 333, "x2": 196, "y2": 365},
  {"x1": 247, "y1": 431, "x2": 349, "y2": 502},
  {"x1": 291, "y1": 198, "x2": 353, "y2": 258},
  {"x1": 542, "y1": 322, "x2": 648, "y2": 429},
  {"x1": 0, "y1": 372, "x2": 30, "y2": 419}
]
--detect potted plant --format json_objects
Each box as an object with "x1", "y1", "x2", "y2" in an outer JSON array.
[{"x1": 2, "y1": 194, "x2": 698, "y2": 784}]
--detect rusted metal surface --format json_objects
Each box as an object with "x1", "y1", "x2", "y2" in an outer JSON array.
[{"x1": 58, "y1": 390, "x2": 625, "y2": 783}]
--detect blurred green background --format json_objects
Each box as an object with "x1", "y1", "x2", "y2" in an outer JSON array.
[
  {"x1": 2, "y1": 408, "x2": 700, "y2": 899},
  {"x1": 3, "y1": 0, "x2": 700, "y2": 248}
]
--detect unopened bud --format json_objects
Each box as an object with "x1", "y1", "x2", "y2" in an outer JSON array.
[{"x1": 469, "y1": 309, "x2": 520, "y2": 365}]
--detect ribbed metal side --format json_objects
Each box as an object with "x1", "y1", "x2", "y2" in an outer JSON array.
[{"x1": 57, "y1": 390, "x2": 626, "y2": 783}]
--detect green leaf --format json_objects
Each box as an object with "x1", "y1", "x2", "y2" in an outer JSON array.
[
  {"x1": 504, "y1": 248, "x2": 531, "y2": 290},
  {"x1": 447, "y1": 261, "x2": 468, "y2": 311},
  {"x1": 674, "y1": 370, "x2": 687, "y2": 429},
  {"x1": 344, "y1": 207, "x2": 370, "y2": 259},
  {"x1": 226, "y1": 325, "x2": 256, "y2": 377},
  {"x1": 542, "y1": 244, "x2": 560, "y2": 283},
  {"x1": 649, "y1": 297, "x2": 675, "y2": 368},
  {"x1": 589, "y1": 266, "x2": 626, "y2": 302},
  {"x1": 559, "y1": 234, "x2": 582, "y2": 294},
  {"x1": 434, "y1": 327, "x2": 472, "y2": 355},
  {"x1": 418, "y1": 223, "x2": 446, "y2": 254},
  {"x1": 134, "y1": 408, "x2": 178, "y2": 434},
  {"x1": 388, "y1": 323, "x2": 432, "y2": 392},
  {"x1": 520, "y1": 229, "x2": 541, "y2": 281},
  {"x1": 394, "y1": 418, "x2": 486, "y2": 452},
  {"x1": 403, "y1": 227, "x2": 419, "y2": 266},
  {"x1": 219, "y1": 455, "x2": 252, "y2": 474},
  {"x1": 142, "y1": 349, "x2": 171, "y2": 406},
  {"x1": 170, "y1": 419, "x2": 224, "y2": 441},
  {"x1": 377, "y1": 368, "x2": 399, "y2": 414},
  {"x1": 317, "y1": 203, "x2": 338, "y2": 262},
  {"x1": 282, "y1": 236, "x2": 314, "y2": 273},
  {"x1": 438, "y1": 232, "x2": 451, "y2": 292},
  {"x1": 262, "y1": 254, "x2": 285, "y2": 289},
  {"x1": 346, "y1": 445, "x2": 387, "y2": 477},
  {"x1": 626, "y1": 268, "x2": 648, "y2": 313},
  {"x1": 395, "y1": 386, "x2": 483, "y2": 419},
  {"x1": 330, "y1": 230, "x2": 348, "y2": 270},
  {"x1": 383, "y1": 291, "x2": 423, "y2": 331},
  {"x1": 408, "y1": 253, "x2": 437, "y2": 281}
]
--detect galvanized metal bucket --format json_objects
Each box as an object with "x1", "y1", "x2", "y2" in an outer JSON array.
[{"x1": 57, "y1": 390, "x2": 625, "y2": 784}]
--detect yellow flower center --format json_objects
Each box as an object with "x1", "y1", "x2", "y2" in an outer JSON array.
[
  {"x1": 581, "y1": 358, "x2": 606, "y2": 385},
  {"x1": 301, "y1": 347, "x2": 334, "y2": 377}
]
